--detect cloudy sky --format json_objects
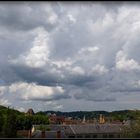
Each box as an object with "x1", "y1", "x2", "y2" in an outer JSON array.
[{"x1": 0, "y1": 2, "x2": 140, "y2": 112}]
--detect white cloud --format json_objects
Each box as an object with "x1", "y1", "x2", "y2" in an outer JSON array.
[
  {"x1": 54, "y1": 104, "x2": 63, "y2": 110},
  {"x1": 71, "y1": 66, "x2": 85, "y2": 75},
  {"x1": 43, "y1": 101, "x2": 63, "y2": 111},
  {"x1": 113, "y1": 6, "x2": 140, "y2": 40},
  {"x1": 78, "y1": 46, "x2": 99, "y2": 54},
  {"x1": 132, "y1": 80, "x2": 140, "y2": 88},
  {"x1": 92, "y1": 64, "x2": 108, "y2": 75},
  {"x1": 67, "y1": 14, "x2": 76, "y2": 23},
  {"x1": 1, "y1": 82, "x2": 65, "y2": 101},
  {"x1": 51, "y1": 58, "x2": 73, "y2": 68},
  {"x1": 102, "y1": 13, "x2": 114, "y2": 28},
  {"x1": 25, "y1": 28, "x2": 50, "y2": 68},
  {"x1": 9, "y1": 83, "x2": 64, "y2": 100},
  {"x1": 0, "y1": 86, "x2": 7, "y2": 96},
  {"x1": 116, "y1": 50, "x2": 140, "y2": 71},
  {"x1": 0, "y1": 98, "x2": 11, "y2": 106},
  {"x1": 15, "y1": 107, "x2": 25, "y2": 112},
  {"x1": 48, "y1": 13, "x2": 58, "y2": 25}
]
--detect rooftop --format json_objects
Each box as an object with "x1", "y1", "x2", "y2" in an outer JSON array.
[{"x1": 32, "y1": 123, "x2": 124, "y2": 136}]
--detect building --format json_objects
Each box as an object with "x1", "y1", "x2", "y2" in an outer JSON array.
[
  {"x1": 31, "y1": 123, "x2": 125, "y2": 138},
  {"x1": 25, "y1": 108, "x2": 35, "y2": 116},
  {"x1": 82, "y1": 115, "x2": 86, "y2": 124},
  {"x1": 62, "y1": 124, "x2": 122, "y2": 138},
  {"x1": 49, "y1": 115, "x2": 65, "y2": 124},
  {"x1": 99, "y1": 114, "x2": 105, "y2": 124}
]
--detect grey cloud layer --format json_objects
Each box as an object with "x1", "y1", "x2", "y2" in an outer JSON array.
[{"x1": 0, "y1": 2, "x2": 140, "y2": 111}]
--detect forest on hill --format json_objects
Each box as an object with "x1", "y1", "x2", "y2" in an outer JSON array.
[
  {"x1": 42, "y1": 109, "x2": 140, "y2": 121},
  {"x1": 1, "y1": 105, "x2": 140, "y2": 122}
]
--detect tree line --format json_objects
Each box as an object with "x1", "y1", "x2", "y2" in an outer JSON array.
[
  {"x1": 0, "y1": 107, "x2": 49, "y2": 138},
  {"x1": 44, "y1": 110, "x2": 140, "y2": 121}
]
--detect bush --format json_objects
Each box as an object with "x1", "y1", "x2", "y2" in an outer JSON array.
[{"x1": 121, "y1": 120, "x2": 140, "y2": 138}]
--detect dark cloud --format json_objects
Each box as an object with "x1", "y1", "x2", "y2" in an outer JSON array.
[
  {"x1": 0, "y1": 2, "x2": 140, "y2": 111},
  {"x1": 0, "y1": 2, "x2": 59, "y2": 32}
]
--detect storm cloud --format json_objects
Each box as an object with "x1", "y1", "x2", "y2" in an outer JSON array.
[{"x1": 0, "y1": 2, "x2": 140, "y2": 112}]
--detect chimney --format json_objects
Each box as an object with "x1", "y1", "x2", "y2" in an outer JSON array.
[{"x1": 56, "y1": 130, "x2": 61, "y2": 138}]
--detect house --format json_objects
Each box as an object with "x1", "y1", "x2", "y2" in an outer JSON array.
[
  {"x1": 31, "y1": 123, "x2": 125, "y2": 138},
  {"x1": 49, "y1": 115, "x2": 65, "y2": 124}
]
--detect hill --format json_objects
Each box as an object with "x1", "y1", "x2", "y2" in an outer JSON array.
[{"x1": 1, "y1": 105, "x2": 140, "y2": 121}]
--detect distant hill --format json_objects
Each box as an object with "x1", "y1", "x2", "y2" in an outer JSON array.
[
  {"x1": 43, "y1": 110, "x2": 116, "y2": 119},
  {"x1": 42, "y1": 109, "x2": 140, "y2": 121},
  {"x1": 1, "y1": 105, "x2": 140, "y2": 121}
]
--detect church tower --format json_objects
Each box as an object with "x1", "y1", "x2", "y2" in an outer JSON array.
[
  {"x1": 99, "y1": 114, "x2": 105, "y2": 124},
  {"x1": 82, "y1": 115, "x2": 86, "y2": 124}
]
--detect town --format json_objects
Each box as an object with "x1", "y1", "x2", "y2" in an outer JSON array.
[
  {"x1": 1, "y1": 1, "x2": 140, "y2": 139},
  {"x1": 1, "y1": 106, "x2": 139, "y2": 138},
  {"x1": 28, "y1": 109, "x2": 130, "y2": 138}
]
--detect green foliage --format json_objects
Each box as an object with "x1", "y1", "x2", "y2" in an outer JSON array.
[
  {"x1": 121, "y1": 120, "x2": 140, "y2": 138},
  {"x1": 31, "y1": 114, "x2": 49, "y2": 125},
  {"x1": 36, "y1": 111, "x2": 46, "y2": 115},
  {"x1": 36, "y1": 125, "x2": 51, "y2": 131},
  {"x1": 109, "y1": 110, "x2": 140, "y2": 122},
  {"x1": 24, "y1": 116, "x2": 32, "y2": 130},
  {"x1": 16, "y1": 114, "x2": 49, "y2": 130},
  {"x1": 2, "y1": 105, "x2": 140, "y2": 138},
  {"x1": 16, "y1": 114, "x2": 26, "y2": 130},
  {"x1": 0, "y1": 105, "x2": 49, "y2": 138},
  {"x1": 0, "y1": 112, "x2": 4, "y2": 131},
  {"x1": 0, "y1": 112, "x2": 4, "y2": 137},
  {"x1": 2, "y1": 108, "x2": 17, "y2": 138}
]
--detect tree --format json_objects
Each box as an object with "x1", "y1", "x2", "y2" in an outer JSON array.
[
  {"x1": 31, "y1": 115, "x2": 49, "y2": 125},
  {"x1": 121, "y1": 120, "x2": 140, "y2": 138},
  {"x1": 16, "y1": 114, "x2": 26, "y2": 130},
  {"x1": 3, "y1": 107, "x2": 17, "y2": 138},
  {"x1": 0, "y1": 112, "x2": 4, "y2": 137},
  {"x1": 24, "y1": 116, "x2": 32, "y2": 130}
]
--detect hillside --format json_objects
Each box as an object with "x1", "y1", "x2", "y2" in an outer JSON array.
[
  {"x1": 43, "y1": 110, "x2": 109, "y2": 119},
  {"x1": 1, "y1": 105, "x2": 140, "y2": 121}
]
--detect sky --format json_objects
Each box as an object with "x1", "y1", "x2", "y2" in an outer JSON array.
[{"x1": 0, "y1": 2, "x2": 140, "y2": 112}]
